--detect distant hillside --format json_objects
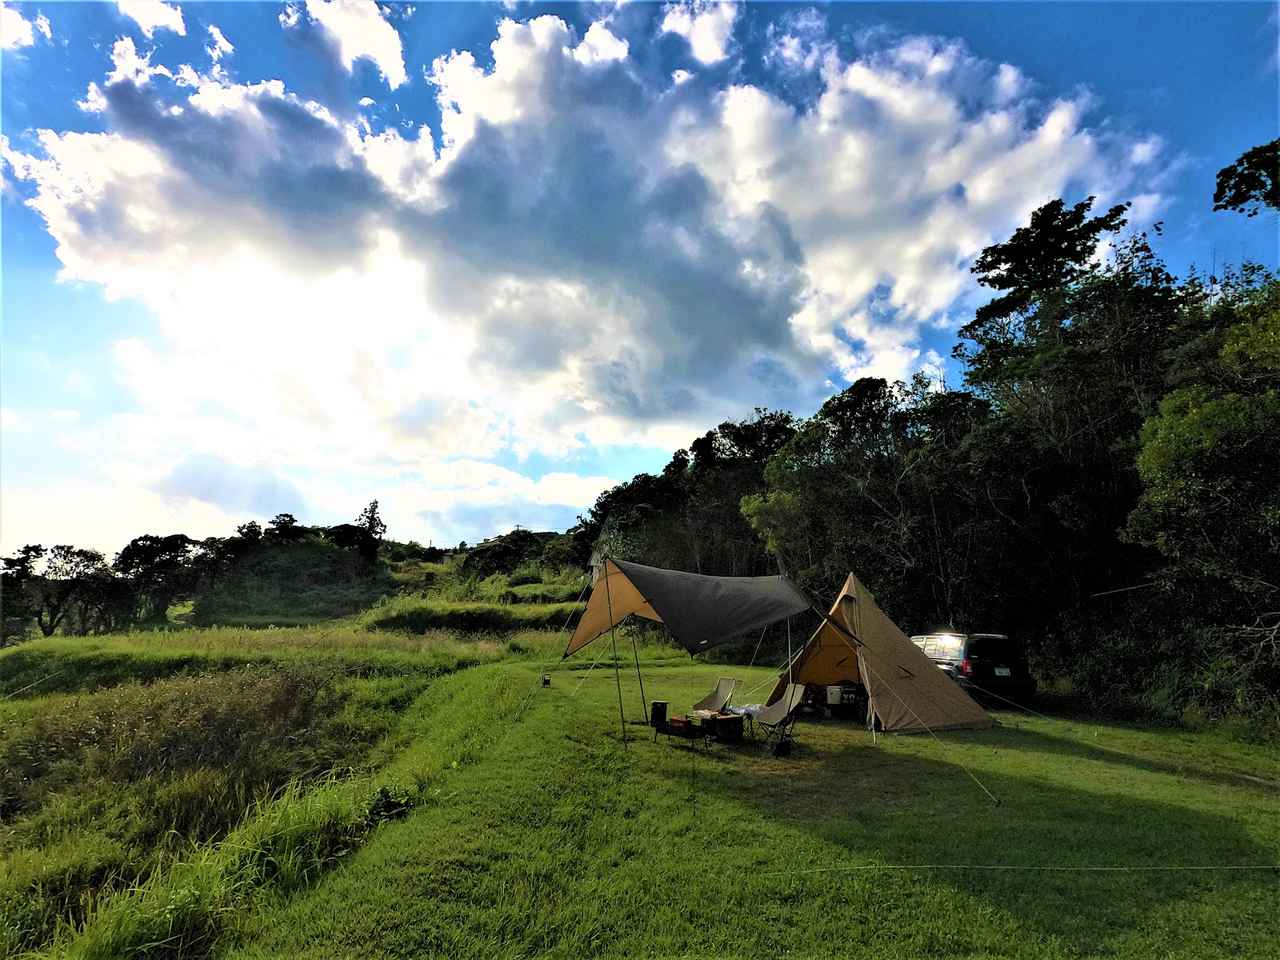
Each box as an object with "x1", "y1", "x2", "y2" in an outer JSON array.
[{"x1": 194, "y1": 540, "x2": 393, "y2": 627}]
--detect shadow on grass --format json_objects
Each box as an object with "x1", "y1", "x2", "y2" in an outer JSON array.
[
  {"x1": 983, "y1": 724, "x2": 1280, "y2": 793},
  {"x1": 680, "y1": 730, "x2": 1276, "y2": 955}
]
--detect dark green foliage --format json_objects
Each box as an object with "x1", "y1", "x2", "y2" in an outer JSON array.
[
  {"x1": 964, "y1": 195, "x2": 1130, "y2": 329},
  {"x1": 1213, "y1": 137, "x2": 1280, "y2": 217},
  {"x1": 113, "y1": 533, "x2": 202, "y2": 622},
  {"x1": 192, "y1": 540, "x2": 392, "y2": 626},
  {"x1": 1, "y1": 545, "x2": 42, "y2": 644},
  {"x1": 461, "y1": 528, "x2": 558, "y2": 579},
  {"x1": 381, "y1": 539, "x2": 447, "y2": 563},
  {"x1": 577, "y1": 408, "x2": 797, "y2": 575}
]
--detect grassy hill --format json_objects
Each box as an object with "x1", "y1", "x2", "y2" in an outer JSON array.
[
  {"x1": 2, "y1": 622, "x2": 1277, "y2": 959},
  {"x1": 192, "y1": 541, "x2": 395, "y2": 627}
]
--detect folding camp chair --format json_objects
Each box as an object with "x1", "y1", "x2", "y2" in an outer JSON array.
[
  {"x1": 751, "y1": 683, "x2": 806, "y2": 754},
  {"x1": 690, "y1": 676, "x2": 738, "y2": 715}
]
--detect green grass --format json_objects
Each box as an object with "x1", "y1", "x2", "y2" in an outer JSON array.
[
  {"x1": 360, "y1": 596, "x2": 586, "y2": 633},
  {"x1": 0, "y1": 626, "x2": 520, "y2": 699},
  {"x1": 8, "y1": 625, "x2": 1278, "y2": 959},
  {"x1": 503, "y1": 582, "x2": 589, "y2": 604},
  {"x1": 210, "y1": 659, "x2": 1280, "y2": 960}
]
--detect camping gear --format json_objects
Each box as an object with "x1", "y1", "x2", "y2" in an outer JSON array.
[
  {"x1": 691, "y1": 677, "x2": 738, "y2": 714},
  {"x1": 650, "y1": 700, "x2": 669, "y2": 728},
  {"x1": 711, "y1": 712, "x2": 744, "y2": 743},
  {"x1": 769, "y1": 573, "x2": 991, "y2": 734},
  {"x1": 563, "y1": 559, "x2": 811, "y2": 657},
  {"x1": 561, "y1": 557, "x2": 812, "y2": 744},
  {"x1": 751, "y1": 682, "x2": 806, "y2": 751}
]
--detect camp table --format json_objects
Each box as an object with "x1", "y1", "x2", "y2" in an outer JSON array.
[{"x1": 689, "y1": 710, "x2": 744, "y2": 744}]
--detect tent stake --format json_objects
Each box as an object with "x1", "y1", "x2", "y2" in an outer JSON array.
[{"x1": 603, "y1": 557, "x2": 628, "y2": 746}]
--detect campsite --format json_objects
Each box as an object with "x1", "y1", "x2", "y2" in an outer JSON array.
[
  {"x1": 3, "y1": 2, "x2": 1279, "y2": 958},
  {"x1": 3, "y1": 547, "x2": 1279, "y2": 958}
]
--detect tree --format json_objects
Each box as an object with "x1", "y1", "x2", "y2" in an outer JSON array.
[
  {"x1": 357, "y1": 500, "x2": 387, "y2": 543},
  {"x1": 29, "y1": 545, "x2": 111, "y2": 636},
  {"x1": 964, "y1": 196, "x2": 1130, "y2": 330},
  {"x1": 265, "y1": 513, "x2": 305, "y2": 543},
  {"x1": 236, "y1": 521, "x2": 263, "y2": 541},
  {"x1": 113, "y1": 534, "x2": 199, "y2": 622},
  {"x1": 1213, "y1": 138, "x2": 1280, "y2": 217},
  {"x1": 2, "y1": 545, "x2": 43, "y2": 644}
]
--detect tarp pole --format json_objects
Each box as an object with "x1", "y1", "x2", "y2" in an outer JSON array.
[
  {"x1": 787, "y1": 617, "x2": 792, "y2": 684},
  {"x1": 629, "y1": 631, "x2": 649, "y2": 724},
  {"x1": 603, "y1": 558, "x2": 628, "y2": 746}
]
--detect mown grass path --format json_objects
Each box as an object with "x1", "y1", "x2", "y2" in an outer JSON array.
[{"x1": 222, "y1": 662, "x2": 1280, "y2": 960}]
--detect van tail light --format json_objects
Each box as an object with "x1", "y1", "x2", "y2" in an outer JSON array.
[{"x1": 960, "y1": 658, "x2": 973, "y2": 676}]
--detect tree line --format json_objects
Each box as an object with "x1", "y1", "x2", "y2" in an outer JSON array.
[
  {"x1": 0, "y1": 501, "x2": 410, "y2": 640},
  {"x1": 565, "y1": 140, "x2": 1279, "y2": 722}
]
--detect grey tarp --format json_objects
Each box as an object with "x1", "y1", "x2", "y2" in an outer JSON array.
[{"x1": 563, "y1": 558, "x2": 812, "y2": 657}]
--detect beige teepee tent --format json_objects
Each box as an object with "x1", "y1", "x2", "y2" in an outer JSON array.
[{"x1": 770, "y1": 573, "x2": 991, "y2": 733}]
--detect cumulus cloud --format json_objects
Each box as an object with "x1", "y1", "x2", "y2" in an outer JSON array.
[
  {"x1": 116, "y1": 0, "x2": 185, "y2": 38},
  {"x1": 292, "y1": 0, "x2": 407, "y2": 89},
  {"x1": 2, "y1": 3, "x2": 50, "y2": 49},
  {"x1": 573, "y1": 21, "x2": 628, "y2": 66},
  {"x1": 661, "y1": 1, "x2": 738, "y2": 65},
  {"x1": 2, "y1": 12, "x2": 1167, "y2": 549}
]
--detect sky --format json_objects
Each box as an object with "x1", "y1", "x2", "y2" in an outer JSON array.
[{"x1": 2, "y1": 1, "x2": 1276, "y2": 556}]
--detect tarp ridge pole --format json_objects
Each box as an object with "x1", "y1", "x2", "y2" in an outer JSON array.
[{"x1": 603, "y1": 556, "x2": 628, "y2": 746}]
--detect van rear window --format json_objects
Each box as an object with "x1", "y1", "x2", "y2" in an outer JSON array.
[{"x1": 930, "y1": 634, "x2": 963, "y2": 656}]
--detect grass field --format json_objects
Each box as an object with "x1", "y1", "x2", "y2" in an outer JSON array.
[{"x1": 3, "y1": 629, "x2": 1277, "y2": 959}]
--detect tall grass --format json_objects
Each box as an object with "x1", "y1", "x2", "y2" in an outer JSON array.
[
  {"x1": 0, "y1": 667, "x2": 437, "y2": 954},
  {"x1": 360, "y1": 595, "x2": 585, "y2": 633},
  {"x1": 0, "y1": 626, "x2": 512, "y2": 699},
  {"x1": 43, "y1": 661, "x2": 549, "y2": 959},
  {"x1": 60, "y1": 778, "x2": 415, "y2": 960}
]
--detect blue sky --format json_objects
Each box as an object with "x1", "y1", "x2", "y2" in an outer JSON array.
[{"x1": 2, "y1": 1, "x2": 1276, "y2": 554}]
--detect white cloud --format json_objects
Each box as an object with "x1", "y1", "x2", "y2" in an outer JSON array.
[
  {"x1": 105, "y1": 36, "x2": 172, "y2": 86},
  {"x1": 2, "y1": 479, "x2": 247, "y2": 555},
  {"x1": 4, "y1": 15, "x2": 1165, "y2": 549},
  {"x1": 303, "y1": 0, "x2": 407, "y2": 89},
  {"x1": 661, "y1": 1, "x2": 738, "y2": 65},
  {"x1": 116, "y1": 0, "x2": 185, "y2": 38},
  {"x1": 572, "y1": 21, "x2": 628, "y2": 66},
  {"x1": 764, "y1": 7, "x2": 832, "y2": 74},
  {"x1": 206, "y1": 24, "x2": 233, "y2": 62},
  {"x1": 2, "y1": 2, "x2": 49, "y2": 49},
  {"x1": 76, "y1": 82, "x2": 108, "y2": 113}
]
